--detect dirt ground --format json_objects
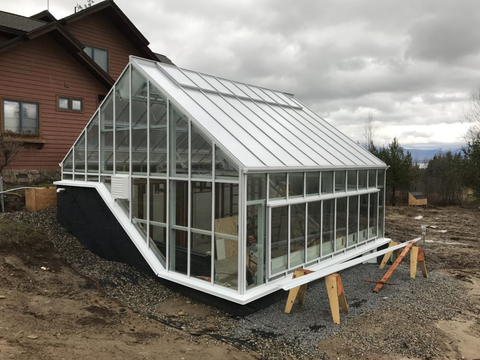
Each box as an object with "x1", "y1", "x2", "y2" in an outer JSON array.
[{"x1": 0, "y1": 205, "x2": 479, "y2": 359}]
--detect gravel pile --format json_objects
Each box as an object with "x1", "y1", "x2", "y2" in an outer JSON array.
[{"x1": 0, "y1": 208, "x2": 473, "y2": 359}]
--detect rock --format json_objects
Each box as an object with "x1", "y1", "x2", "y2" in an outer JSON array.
[
  {"x1": 27, "y1": 335, "x2": 38, "y2": 339},
  {"x1": 204, "y1": 324, "x2": 215, "y2": 332},
  {"x1": 189, "y1": 329, "x2": 204, "y2": 336},
  {"x1": 0, "y1": 295, "x2": 6, "y2": 299},
  {"x1": 178, "y1": 311, "x2": 186, "y2": 316}
]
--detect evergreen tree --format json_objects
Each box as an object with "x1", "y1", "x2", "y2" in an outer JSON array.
[{"x1": 376, "y1": 137, "x2": 414, "y2": 206}]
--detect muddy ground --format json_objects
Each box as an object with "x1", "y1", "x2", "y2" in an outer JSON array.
[{"x1": 0, "y1": 205, "x2": 479, "y2": 359}]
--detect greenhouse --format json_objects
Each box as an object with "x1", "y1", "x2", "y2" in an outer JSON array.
[{"x1": 56, "y1": 56, "x2": 389, "y2": 305}]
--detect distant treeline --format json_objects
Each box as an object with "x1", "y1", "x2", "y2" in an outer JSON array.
[{"x1": 370, "y1": 137, "x2": 479, "y2": 206}]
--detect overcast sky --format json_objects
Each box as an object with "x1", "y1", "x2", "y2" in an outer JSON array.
[{"x1": 3, "y1": 0, "x2": 478, "y2": 151}]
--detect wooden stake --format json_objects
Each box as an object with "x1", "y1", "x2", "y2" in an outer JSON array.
[
  {"x1": 374, "y1": 241, "x2": 414, "y2": 293},
  {"x1": 379, "y1": 241, "x2": 399, "y2": 269},
  {"x1": 325, "y1": 273, "x2": 348, "y2": 324},
  {"x1": 411, "y1": 246, "x2": 427, "y2": 279}
]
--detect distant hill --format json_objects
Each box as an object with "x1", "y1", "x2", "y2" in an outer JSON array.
[{"x1": 405, "y1": 148, "x2": 462, "y2": 162}]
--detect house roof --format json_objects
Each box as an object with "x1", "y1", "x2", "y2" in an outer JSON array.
[
  {"x1": 0, "y1": 10, "x2": 47, "y2": 34},
  {"x1": 410, "y1": 191, "x2": 427, "y2": 199},
  {"x1": 132, "y1": 57, "x2": 386, "y2": 170},
  {"x1": 59, "y1": 0, "x2": 158, "y2": 60}
]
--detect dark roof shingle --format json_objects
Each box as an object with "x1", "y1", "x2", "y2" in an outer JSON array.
[{"x1": 0, "y1": 10, "x2": 46, "y2": 32}]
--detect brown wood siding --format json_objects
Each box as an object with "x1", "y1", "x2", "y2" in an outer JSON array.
[
  {"x1": 0, "y1": 35, "x2": 108, "y2": 171},
  {"x1": 65, "y1": 11, "x2": 144, "y2": 80}
]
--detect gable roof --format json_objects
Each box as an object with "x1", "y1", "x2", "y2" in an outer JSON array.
[
  {"x1": 131, "y1": 56, "x2": 386, "y2": 170},
  {"x1": 59, "y1": 0, "x2": 157, "y2": 60},
  {"x1": 0, "y1": 10, "x2": 46, "y2": 34}
]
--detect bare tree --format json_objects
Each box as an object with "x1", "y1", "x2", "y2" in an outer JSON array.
[
  {"x1": 463, "y1": 87, "x2": 480, "y2": 142},
  {"x1": 363, "y1": 111, "x2": 377, "y2": 153},
  {"x1": 0, "y1": 133, "x2": 22, "y2": 174}
]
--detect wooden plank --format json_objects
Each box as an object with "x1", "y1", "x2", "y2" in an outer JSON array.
[
  {"x1": 363, "y1": 279, "x2": 395, "y2": 285},
  {"x1": 374, "y1": 242, "x2": 414, "y2": 293},
  {"x1": 410, "y1": 246, "x2": 419, "y2": 279}
]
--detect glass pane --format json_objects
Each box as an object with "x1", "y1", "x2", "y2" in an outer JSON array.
[
  {"x1": 21, "y1": 102, "x2": 38, "y2": 133},
  {"x1": 369, "y1": 170, "x2": 376, "y2": 188},
  {"x1": 149, "y1": 83, "x2": 168, "y2": 175},
  {"x1": 358, "y1": 170, "x2": 367, "y2": 189},
  {"x1": 93, "y1": 47, "x2": 108, "y2": 73},
  {"x1": 289, "y1": 173, "x2": 304, "y2": 198},
  {"x1": 347, "y1": 170, "x2": 357, "y2": 191},
  {"x1": 132, "y1": 178, "x2": 147, "y2": 221},
  {"x1": 150, "y1": 225, "x2": 166, "y2": 260},
  {"x1": 100, "y1": 93, "x2": 113, "y2": 172},
  {"x1": 3, "y1": 100, "x2": 20, "y2": 132},
  {"x1": 246, "y1": 203, "x2": 265, "y2": 289},
  {"x1": 369, "y1": 193, "x2": 378, "y2": 237},
  {"x1": 150, "y1": 179, "x2": 167, "y2": 224},
  {"x1": 115, "y1": 69, "x2": 130, "y2": 173},
  {"x1": 170, "y1": 104, "x2": 189, "y2": 176},
  {"x1": 214, "y1": 182, "x2": 239, "y2": 290},
  {"x1": 214, "y1": 234, "x2": 238, "y2": 290},
  {"x1": 191, "y1": 125, "x2": 212, "y2": 177},
  {"x1": 215, "y1": 146, "x2": 238, "y2": 178},
  {"x1": 72, "y1": 99, "x2": 82, "y2": 111},
  {"x1": 84, "y1": 46, "x2": 93, "y2": 57},
  {"x1": 359, "y1": 194, "x2": 369, "y2": 242},
  {"x1": 321, "y1": 171, "x2": 333, "y2": 194},
  {"x1": 191, "y1": 232, "x2": 212, "y2": 282},
  {"x1": 322, "y1": 199, "x2": 334, "y2": 256},
  {"x1": 306, "y1": 172, "x2": 319, "y2": 196},
  {"x1": 63, "y1": 173, "x2": 73, "y2": 180},
  {"x1": 63, "y1": 150, "x2": 73, "y2": 172},
  {"x1": 269, "y1": 173, "x2": 287, "y2": 200},
  {"x1": 378, "y1": 169, "x2": 385, "y2": 188},
  {"x1": 271, "y1": 206, "x2": 288, "y2": 273},
  {"x1": 59, "y1": 97, "x2": 69, "y2": 110},
  {"x1": 348, "y1": 196, "x2": 358, "y2": 246},
  {"x1": 170, "y1": 180, "x2": 188, "y2": 227},
  {"x1": 74, "y1": 132, "x2": 85, "y2": 172},
  {"x1": 169, "y1": 229, "x2": 187, "y2": 274},
  {"x1": 247, "y1": 174, "x2": 266, "y2": 201},
  {"x1": 336, "y1": 197, "x2": 347, "y2": 251},
  {"x1": 131, "y1": 67, "x2": 148, "y2": 174},
  {"x1": 290, "y1": 204, "x2": 305, "y2": 267},
  {"x1": 87, "y1": 114, "x2": 99, "y2": 173},
  {"x1": 192, "y1": 181, "x2": 212, "y2": 231},
  {"x1": 379, "y1": 187, "x2": 385, "y2": 237},
  {"x1": 307, "y1": 201, "x2": 321, "y2": 261},
  {"x1": 335, "y1": 171, "x2": 346, "y2": 192}
]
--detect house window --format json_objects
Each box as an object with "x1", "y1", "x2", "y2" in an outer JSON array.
[
  {"x1": 84, "y1": 45, "x2": 109, "y2": 73},
  {"x1": 57, "y1": 96, "x2": 83, "y2": 112},
  {"x1": 2, "y1": 99, "x2": 39, "y2": 134}
]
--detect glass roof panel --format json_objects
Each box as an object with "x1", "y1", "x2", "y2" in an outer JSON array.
[
  {"x1": 220, "y1": 96, "x2": 309, "y2": 167},
  {"x1": 188, "y1": 90, "x2": 283, "y2": 166},
  {"x1": 274, "y1": 92, "x2": 299, "y2": 108},
  {"x1": 161, "y1": 64, "x2": 197, "y2": 87},
  {"x1": 217, "y1": 78, "x2": 247, "y2": 97},
  {"x1": 197, "y1": 74, "x2": 234, "y2": 95},
  {"x1": 181, "y1": 69, "x2": 217, "y2": 91},
  {"x1": 232, "y1": 82, "x2": 263, "y2": 101},
  {"x1": 260, "y1": 88, "x2": 289, "y2": 106}
]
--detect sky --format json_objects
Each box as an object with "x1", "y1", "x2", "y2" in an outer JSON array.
[{"x1": 2, "y1": 0, "x2": 478, "y2": 151}]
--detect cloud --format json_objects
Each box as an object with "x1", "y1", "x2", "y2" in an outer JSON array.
[{"x1": 4, "y1": 0, "x2": 478, "y2": 151}]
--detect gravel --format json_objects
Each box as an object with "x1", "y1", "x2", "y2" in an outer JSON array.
[{"x1": 0, "y1": 208, "x2": 474, "y2": 359}]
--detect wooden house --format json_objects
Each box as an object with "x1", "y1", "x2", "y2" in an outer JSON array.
[{"x1": 0, "y1": 0, "x2": 172, "y2": 182}]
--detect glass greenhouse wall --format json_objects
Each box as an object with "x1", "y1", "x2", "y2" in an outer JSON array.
[{"x1": 57, "y1": 57, "x2": 388, "y2": 304}]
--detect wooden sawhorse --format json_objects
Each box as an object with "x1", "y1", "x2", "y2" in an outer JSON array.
[{"x1": 284, "y1": 269, "x2": 349, "y2": 324}]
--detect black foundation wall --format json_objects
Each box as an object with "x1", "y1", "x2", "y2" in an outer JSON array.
[{"x1": 57, "y1": 186, "x2": 149, "y2": 270}]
